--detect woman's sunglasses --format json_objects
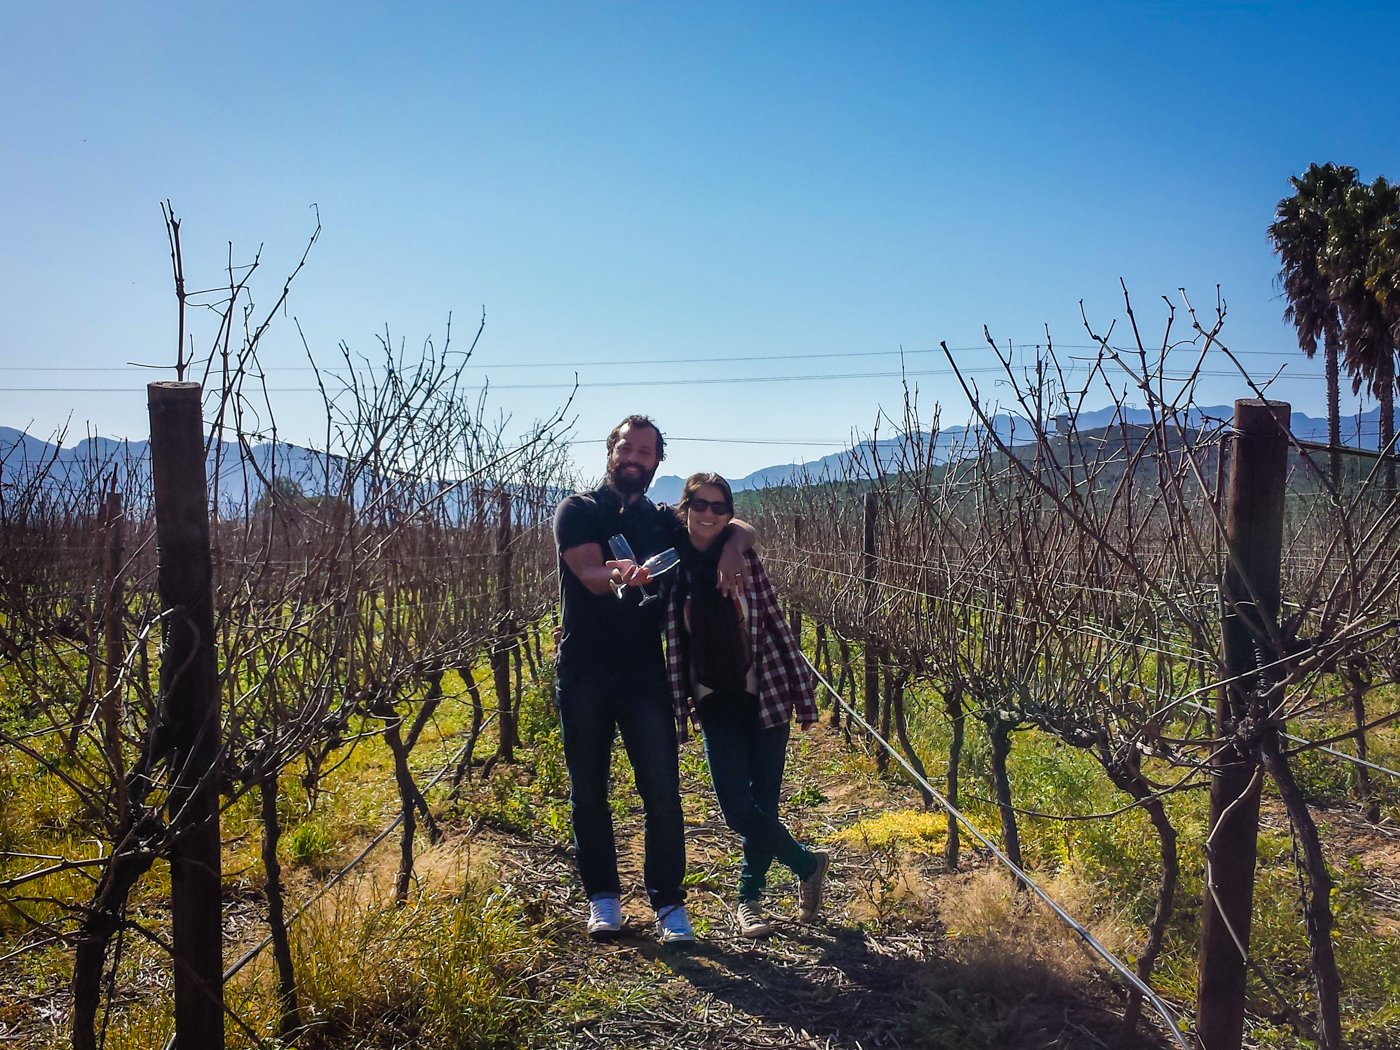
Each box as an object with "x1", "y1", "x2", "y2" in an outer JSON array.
[{"x1": 687, "y1": 497, "x2": 732, "y2": 515}]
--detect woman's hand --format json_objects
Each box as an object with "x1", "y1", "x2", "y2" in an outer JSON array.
[{"x1": 716, "y1": 545, "x2": 746, "y2": 597}]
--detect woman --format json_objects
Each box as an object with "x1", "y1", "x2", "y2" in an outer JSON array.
[{"x1": 664, "y1": 472, "x2": 829, "y2": 937}]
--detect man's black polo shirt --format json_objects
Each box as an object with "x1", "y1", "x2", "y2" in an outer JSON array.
[{"x1": 554, "y1": 485, "x2": 685, "y2": 669}]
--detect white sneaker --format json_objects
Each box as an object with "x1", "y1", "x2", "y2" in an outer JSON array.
[
  {"x1": 655, "y1": 903, "x2": 695, "y2": 944},
  {"x1": 587, "y1": 895, "x2": 622, "y2": 940}
]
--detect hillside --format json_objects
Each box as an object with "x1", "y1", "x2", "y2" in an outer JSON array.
[{"x1": 648, "y1": 404, "x2": 1367, "y2": 502}]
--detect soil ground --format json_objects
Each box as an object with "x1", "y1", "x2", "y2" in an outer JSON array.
[
  {"x1": 9, "y1": 694, "x2": 1399, "y2": 1047},
  {"x1": 449, "y1": 719, "x2": 1178, "y2": 1050}
]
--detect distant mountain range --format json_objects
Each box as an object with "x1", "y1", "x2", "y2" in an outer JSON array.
[
  {"x1": 646, "y1": 404, "x2": 1380, "y2": 504},
  {"x1": 0, "y1": 425, "x2": 342, "y2": 513},
  {"x1": 0, "y1": 425, "x2": 570, "y2": 518},
  {"x1": 3, "y1": 403, "x2": 1384, "y2": 511}
]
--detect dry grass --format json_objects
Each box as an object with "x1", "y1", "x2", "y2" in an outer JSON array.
[
  {"x1": 939, "y1": 867, "x2": 1134, "y2": 985},
  {"x1": 9, "y1": 659, "x2": 1399, "y2": 1049},
  {"x1": 283, "y1": 860, "x2": 551, "y2": 1049}
]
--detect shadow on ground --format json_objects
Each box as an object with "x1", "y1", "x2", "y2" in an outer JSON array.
[{"x1": 629, "y1": 922, "x2": 1172, "y2": 1050}]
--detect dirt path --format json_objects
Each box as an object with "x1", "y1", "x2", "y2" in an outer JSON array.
[{"x1": 462, "y1": 723, "x2": 1173, "y2": 1050}]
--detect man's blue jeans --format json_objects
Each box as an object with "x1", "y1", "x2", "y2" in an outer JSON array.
[
  {"x1": 556, "y1": 655, "x2": 686, "y2": 910},
  {"x1": 698, "y1": 691, "x2": 818, "y2": 902}
]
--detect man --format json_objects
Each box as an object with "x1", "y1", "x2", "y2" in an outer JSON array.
[{"x1": 554, "y1": 415, "x2": 755, "y2": 943}]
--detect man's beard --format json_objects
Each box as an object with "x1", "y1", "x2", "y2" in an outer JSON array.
[{"x1": 608, "y1": 462, "x2": 655, "y2": 496}]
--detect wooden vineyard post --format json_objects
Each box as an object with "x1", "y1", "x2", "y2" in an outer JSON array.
[
  {"x1": 493, "y1": 488, "x2": 516, "y2": 762},
  {"x1": 1197, "y1": 398, "x2": 1290, "y2": 1050},
  {"x1": 148, "y1": 382, "x2": 223, "y2": 1050},
  {"x1": 862, "y1": 491, "x2": 880, "y2": 737}
]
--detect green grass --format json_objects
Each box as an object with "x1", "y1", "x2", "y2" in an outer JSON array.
[
  {"x1": 886, "y1": 670, "x2": 1400, "y2": 1047},
  {"x1": 7, "y1": 617, "x2": 1400, "y2": 1049},
  {"x1": 0, "y1": 644, "x2": 572, "y2": 1048},
  {"x1": 795, "y1": 622, "x2": 1400, "y2": 1048}
]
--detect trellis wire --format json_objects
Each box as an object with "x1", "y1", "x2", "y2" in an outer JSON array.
[
  {"x1": 157, "y1": 718, "x2": 493, "y2": 1050},
  {"x1": 1179, "y1": 699, "x2": 1400, "y2": 781},
  {"x1": 801, "y1": 654, "x2": 1196, "y2": 1050}
]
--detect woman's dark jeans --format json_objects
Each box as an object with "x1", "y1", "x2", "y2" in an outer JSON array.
[
  {"x1": 699, "y1": 691, "x2": 818, "y2": 901},
  {"x1": 556, "y1": 656, "x2": 686, "y2": 910}
]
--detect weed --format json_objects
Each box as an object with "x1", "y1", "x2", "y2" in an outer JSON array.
[
  {"x1": 938, "y1": 868, "x2": 1131, "y2": 985},
  {"x1": 682, "y1": 863, "x2": 727, "y2": 888},
  {"x1": 290, "y1": 870, "x2": 549, "y2": 1049},
  {"x1": 788, "y1": 783, "x2": 827, "y2": 808},
  {"x1": 678, "y1": 739, "x2": 710, "y2": 783},
  {"x1": 844, "y1": 824, "x2": 910, "y2": 925},
  {"x1": 899, "y1": 982, "x2": 1008, "y2": 1050},
  {"x1": 479, "y1": 769, "x2": 538, "y2": 835},
  {"x1": 98, "y1": 995, "x2": 175, "y2": 1050},
  {"x1": 516, "y1": 673, "x2": 560, "y2": 744},
  {"x1": 531, "y1": 727, "x2": 570, "y2": 799},
  {"x1": 285, "y1": 817, "x2": 334, "y2": 869},
  {"x1": 836, "y1": 809, "x2": 945, "y2": 853},
  {"x1": 0, "y1": 753, "x2": 18, "y2": 856}
]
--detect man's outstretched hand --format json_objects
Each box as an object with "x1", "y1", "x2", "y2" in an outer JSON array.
[{"x1": 605, "y1": 559, "x2": 652, "y2": 588}]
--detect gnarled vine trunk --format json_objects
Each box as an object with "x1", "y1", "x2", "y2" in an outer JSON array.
[
  {"x1": 72, "y1": 815, "x2": 162, "y2": 1050},
  {"x1": 1103, "y1": 751, "x2": 1178, "y2": 1042},
  {"x1": 987, "y1": 716, "x2": 1023, "y2": 880},
  {"x1": 1260, "y1": 731, "x2": 1342, "y2": 1050},
  {"x1": 890, "y1": 671, "x2": 933, "y2": 808},
  {"x1": 943, "y1": 682, "x2": 964, "y2": 871},
  {"x1": 259, "y1": 769, "x2": 300, "y2": 1040}
]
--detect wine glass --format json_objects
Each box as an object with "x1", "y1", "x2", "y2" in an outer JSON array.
[
  {"x1": 607, "y1": 534, "x2": 637, "y2": 598},
  {"x1": 637, "y1": 547, "x2": 680, "y2": 606}
]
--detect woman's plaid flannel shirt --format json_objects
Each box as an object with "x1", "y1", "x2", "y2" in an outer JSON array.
[{"x1": 665, "y1": 548, "x2": 818, "y2": 742}]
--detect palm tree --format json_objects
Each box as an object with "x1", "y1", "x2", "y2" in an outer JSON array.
[
  {"x1": 1269, "y1": 163, "x2": 1358, "y2": 488},
  {"x1": 1325, "y1": 176, "x2": 1400, "y2": 496},
  {"x1": 1365, "y1": 186, "x2": 1400, "y2": 485}
]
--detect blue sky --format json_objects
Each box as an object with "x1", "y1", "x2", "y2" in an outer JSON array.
[{"x1": 2, "y1": 2, "x2": 1397, "y2": 481}]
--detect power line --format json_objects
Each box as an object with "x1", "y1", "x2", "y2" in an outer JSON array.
[
  {"x1": 0, "y1": 344, "x2": 1315, "y2": 373},
  {"x1": 0, "y1": 367, "x2": 1327, "y2": 395}
]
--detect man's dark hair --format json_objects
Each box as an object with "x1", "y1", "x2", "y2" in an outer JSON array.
[{"x1": 606, "y1": 415, "x2": 666, "y2": 462}]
